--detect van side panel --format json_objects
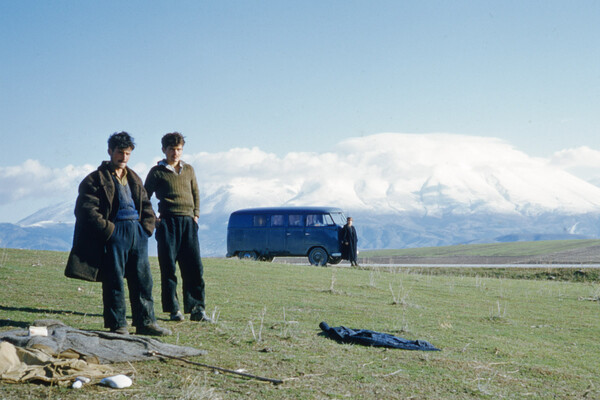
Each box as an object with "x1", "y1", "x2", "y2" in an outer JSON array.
[
  {"x1": 267, "y1": 225, "x2": 287, "y2": 255},
  {"x1": 250, "y1": 227, "x2": 268, "y2": 255},
  {"x1": 227, "y1": 214, "x2": 259, "y2": 256}
]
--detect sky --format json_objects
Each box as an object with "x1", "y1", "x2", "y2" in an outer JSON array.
[{"x1": 1, "y1": 1, "x2": 600, "y2": 223}]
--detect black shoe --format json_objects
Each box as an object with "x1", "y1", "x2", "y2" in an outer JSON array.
[
  {"x1": 169, "y1": 311, "x2": 185, "y2": 321},
  {"x1": 190, "y1": 310, "x2": 213, "y2": 322},
  {"x1": 110, "y1": 326, "x2": 129, "y2": 335},
  {"x1": 136, "y1": 323, "x2": 172, "y2": 336}
]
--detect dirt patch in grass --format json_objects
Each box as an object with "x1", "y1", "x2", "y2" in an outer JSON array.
[{"x1": 375, "y1": 266, "x2": 600, "y2": 283}]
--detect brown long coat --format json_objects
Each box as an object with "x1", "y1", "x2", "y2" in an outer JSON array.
[{"x1": 65, "y1": 161, "x2": 155, "y2": 282}]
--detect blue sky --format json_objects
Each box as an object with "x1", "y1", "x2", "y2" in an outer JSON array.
[{"x1": 1, "y1": 1, "x2": 600, "y2": 222}]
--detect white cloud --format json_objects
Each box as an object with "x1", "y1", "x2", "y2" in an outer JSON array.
[
  {"x1": 186, "y1": 133, "x2": 600, "y2": 216},
  {"x1": 2, "y1": 133, "x2": 600, "y2": 223},
  {"x1": 550, "y1": 146, "x2": 600, "y2": 167},
  {"x1": 549, "y1": 146, "x2": 600, "y2": 182},
  {"x1": 0, "y1": 160, "x2": 94, "y2": 205}
]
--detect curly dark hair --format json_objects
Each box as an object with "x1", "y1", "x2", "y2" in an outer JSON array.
[
  {"x1": 161, "y1": 132, "x2": 186, "y2": 149},
  {"x1": 108, "y1": 132, "x2": 135, "y2": 150}
]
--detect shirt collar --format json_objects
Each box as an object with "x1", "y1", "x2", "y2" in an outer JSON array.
[
  {"x1": 158, "y1": 159, "x2": 185, "y2": 174},
  {"x1": 107, "y1": 163, "x2": 128, "y2": 185}
]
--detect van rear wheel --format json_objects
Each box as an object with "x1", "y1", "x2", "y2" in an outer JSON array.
[
  {"x1": 239, "y1": 251, "x2": 257, "y2": 261},
  {"x1": 308, "y1": 247, "x2": 328, "y2": 266}
]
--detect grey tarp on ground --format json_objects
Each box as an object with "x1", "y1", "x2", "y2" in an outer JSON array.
[
  {"x1": 319, "y1": 321, "x2": 440, "y2": 351},
  {"x1": 0, "y1": 319, "x2": 206, "y2": 364}
]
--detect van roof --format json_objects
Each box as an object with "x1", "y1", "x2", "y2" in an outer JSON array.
[{"x1": 230, "y1": 206, "x2": 344, "y2": 215}]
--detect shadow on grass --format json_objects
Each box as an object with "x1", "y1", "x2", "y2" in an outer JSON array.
[
  {"x1": 0, "y1": 319, "x2": 29, "y2": 329},
  {"x1": 0, "y1": 305, "x2": 102, "y2": 322}
]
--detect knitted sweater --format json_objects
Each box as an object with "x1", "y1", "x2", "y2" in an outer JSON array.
[{"x1": 144, "y1": 162, "x2": 200, "y2": 218}]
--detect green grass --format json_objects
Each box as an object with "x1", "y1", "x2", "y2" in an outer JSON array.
[
  {"x1": 1, "y1": 247, "x2": 599, "y2": 399},
  {"x1": 360, "y1": 239, "x2": 600, "y2": 257}
]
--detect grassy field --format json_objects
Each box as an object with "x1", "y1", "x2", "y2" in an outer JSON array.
[
  {"x1": 360, "y1": 239, "x2": 600, "y2": 257},
  {"x1": 1, "y1": 247, "x2": 599, "y2": 399}
]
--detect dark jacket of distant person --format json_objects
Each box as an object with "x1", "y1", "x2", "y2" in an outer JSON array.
[
  {"x1": 65, "y1": 161, "x2": 155, "y2": 282},
  {"x1": 341, "y1": 221, "x2": 358, "y2": 262}
]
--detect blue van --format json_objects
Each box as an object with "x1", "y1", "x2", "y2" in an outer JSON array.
[{"x1": 226, "y1": 207, "x2": 347, "y2": 266}]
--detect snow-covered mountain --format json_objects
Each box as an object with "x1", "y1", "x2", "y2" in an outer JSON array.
[
  {"x1": 4, "y1": 133, "x2": 600, "y2": 256},
  {"x1": 17, "y1": 201, "x2": 75, "y2": 227},
  {"x1": 191, "y1": 133, "x2": 600, "y2": 216}
]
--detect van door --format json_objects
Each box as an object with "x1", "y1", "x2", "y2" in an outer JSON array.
[
  {"x1": 246, "y1": 214, "x2": 268, "y2": 256},
  {"x1": 305, "y1": 213, "x2": 339, "y2": 255},
  {"x1": 267, "y1": 214, "x2": 286, "y2": 254},
  {"x1": 286, "y1": 214, "x2": 306, "y2": 255}
]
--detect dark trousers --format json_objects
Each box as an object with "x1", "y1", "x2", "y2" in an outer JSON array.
[
  {"x1": 343, "y1": 242, "x2": 358, "y2": 264},
  {"x1": 348, "y1": 243, "x2": 358, "y2": 264},
  {"x1": 102, "y1": 220, "x2": 156, "y2": 329},
  {"x1": 156, "y1": 216, "x2": 206, "y2": 314}
]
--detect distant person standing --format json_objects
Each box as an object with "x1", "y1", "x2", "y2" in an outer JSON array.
[
  {"x1": 65, "y1": 132, "x2": 171, "y2": 336},
  {"x1": 144, "y1": 132, "x2": 211, "y2": 322},
  {"x1": 341, "y1": 217, "x2": 359, "y2": 267}
]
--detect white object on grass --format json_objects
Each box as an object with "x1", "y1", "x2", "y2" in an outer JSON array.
[
  {"x1": 100, "y1": 374, "x2": 133, "y2": 388},
  {"x1": 71, "y1": 376, "x2": 91, "y2": 389},
  {"x1": 28, "y1": 326, "x2": 48, "y2": 336}
]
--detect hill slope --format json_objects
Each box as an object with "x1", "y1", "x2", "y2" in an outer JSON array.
[{"x1": 359, "y1": 239, "x2": 600, "y2": 264}]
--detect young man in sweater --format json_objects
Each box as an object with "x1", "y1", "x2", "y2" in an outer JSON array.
[{"x1": 144, "y1": 132, "x2": 211, "y2": 322}]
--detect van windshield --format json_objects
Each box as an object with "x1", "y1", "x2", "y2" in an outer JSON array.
[{"x1": 329, "y1": 212, "x2": 347, "y2": 226}]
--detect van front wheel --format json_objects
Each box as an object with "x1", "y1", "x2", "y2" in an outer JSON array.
[
  {"x1": 239, "y1": 251, "x2": 257, "y2": 261},
  {"x1": 328, "y1": 256, "x2": 342, "y2": 265},
  {"x1": 308, "y1": 247, "x2": 328, "y2": 266}
]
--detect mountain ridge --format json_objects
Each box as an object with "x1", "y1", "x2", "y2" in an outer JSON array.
[
  {"x1": 5, "y1": 208, "x2": 600, "y2": 257},
  {"x1": 5, "y1": 134, "x2": 600, "y2": 256}
]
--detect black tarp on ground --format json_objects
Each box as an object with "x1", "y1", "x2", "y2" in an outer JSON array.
[{"x1": 319, "y1": 322, "x2": 440, "y2": 351}]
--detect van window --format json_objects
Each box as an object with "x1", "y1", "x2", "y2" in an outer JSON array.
[
  {"x1": 253, "y1": 215, "x2": 267, "y2": 227},
  {"x1": 330, "y1": 212, "x2": 347, "y2": 226},
  {"x1": 288, "y1": 214, "x2": 303, "y2": 226},
  {"x1": 323, "y1": 214, "x2": 335, "y2": 226},
  {"x1": 306, "y1": 214, "x2": 325, "y2": 226},
  {"x1": 271, "y1": 214, "x2": 285, "y2": 226}
]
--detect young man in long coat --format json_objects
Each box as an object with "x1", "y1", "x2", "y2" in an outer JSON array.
[{"x1": 65, "y1": 132, "x2": 171, "y2": 336}]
